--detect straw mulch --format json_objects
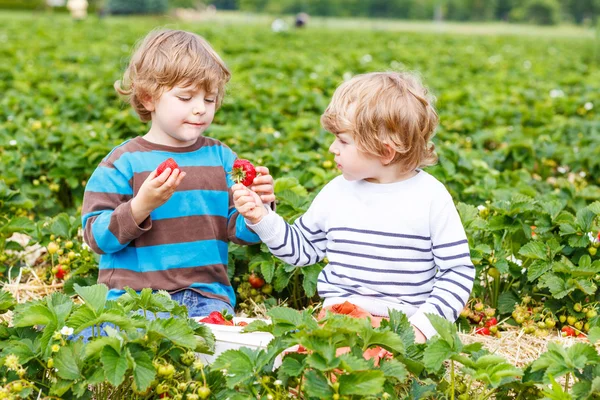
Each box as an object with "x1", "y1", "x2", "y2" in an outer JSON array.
[{"x1": 459, "y1": 325, "x2": 600, "y2": 368}]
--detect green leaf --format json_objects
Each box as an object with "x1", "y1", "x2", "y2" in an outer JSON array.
[
  {"x1": 1, "y1": 217, "x2": 35, "y2": 235},
  {"x1": 12, "y1": 303, "x2": 54, "y2": 327},
  {"x1": 304, "y1": 370, "x2": 333, "y2": 398},
  {"x1": 147, "y1": 318, "x2": 196, "y2": 348},
  {"x1": 49, "y1": 378, "x2": 73, "y2": 397},
  {"x1": 588, "y1": 327, "x2": 600, "y2": 345},
  {"x1": 0, "y1": 290, "x2": 15, "y2": 313},
  {"x1": 212, "y1": 349, "x2": 255, "y2": 388},
  {"x1": 338, "y1": 370, "x2": 385, "y2": 395},
  {"x1": 362, "y1": 330, "x2": 405, "y2": 355},
  {"x1": 84, "y1": 336, "x2": 122, "y2": 359},
  {"x1": 574, "y1": 278, "x2": 597, "y2": 295},
  {"x1": 100, "y1": 346, "x2": 128, "y2": 387},
  {"x1": 427, "y1": 313, "x2": 457, "y2": 346},
  {"x1": 527, "y1": 260, "x2": 553, "y2": 282},
  {"x1": 518, "y1": 241, "x2": 548, "y2": 261},
  {"x1": 49, "y1": 213, "x2": 71, "y2": 238},
  {"x1": 423, "y1": 338, "x2": 454, "y2": 372},
  {"x1": 588, "y1": 201, "x2": 600, "y2": 215},
  {"x1": 301, "y1": 264, "x2": 322, "y2": 297},
  {"x1": 278, "y1": 355, "x2": 304, "y2": 377},
  {"x1": 273, "y1": 264, "x2": 294, "y2": 292},
  {"x1": 74, "y1": 283, "x2": 108, "y2": 315},
  {"x1": 268, "y1": 307, "x2": 303, "y2": 336},
  {"x1": 497, "y1": 291, "x2": 519, "y2": 315},
  {"x1": 55, "y1": 344, "x2": 82, "y2": 380},
  {"x1": 379, "y1": 358, "x2": 408, "y2": 382},
  {"x1": 386, "y1": 309, "x2": 415, "y2": 350},
  {"x1": 129, "y1": 349, "x2": 155, "y2": 392},
  {"x1": 576, "y1": 208, "x2": 595, "y2": 231}
]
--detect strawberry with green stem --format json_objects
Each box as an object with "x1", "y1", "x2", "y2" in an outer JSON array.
[{"x1": 230, "y1": 159, "x2": 257, "y2": 187}]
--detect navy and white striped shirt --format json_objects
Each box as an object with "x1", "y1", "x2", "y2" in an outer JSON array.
[{"x1": 248, "y1": 171, "x2": 475, "y2": 339}]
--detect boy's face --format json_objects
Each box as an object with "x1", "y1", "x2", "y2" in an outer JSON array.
[
  {"x1": 328, "y1": 132, "x2": 386, "y2": 183},
  {"x1": 144, "y1": 85, "x2": 217, "y2": 147}
]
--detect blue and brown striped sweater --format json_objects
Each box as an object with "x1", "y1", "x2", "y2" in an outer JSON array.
[{"x1": 81, "y1": 136, "x2": 259, "y2": 306}]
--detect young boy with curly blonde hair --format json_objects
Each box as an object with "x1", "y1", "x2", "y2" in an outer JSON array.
[
  {"x1": 233, "y1": 72, "x2": 474, "y2": 342},
  {"x1": 82, "y1": 29, "x2": 275, "y2": 317}
]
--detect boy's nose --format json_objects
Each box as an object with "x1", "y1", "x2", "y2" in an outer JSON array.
[
  {"x1": 192, "y1": 106, "x2": 205, "y2": 115},
  {"x1": 329, "y1": 142, "x2": 338, "y2": 155}
]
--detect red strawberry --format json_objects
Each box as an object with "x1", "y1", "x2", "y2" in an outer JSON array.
[
  {"x1": 56, "y1": 265, "x2": 66, "y2": 280},
  {"x1": 485, "y1": 317, "x2": 498, "y2": 327},
  {"x1": 231, "y1": 159, "x2": 256, "y2": 187},
  {"x1": 475, "y1": 327, "x2": 491, "y2": 335},
  {"x1": 248, "y1": 273, "x2": 265, "y2": 289},
  {"x1": 200, "y1": 311, "x2": 234, "y2": 326},
  {"x1": 561, "y1": 326, "x2": 576, "y2": 337},
  {"x1": 156, "y1": 158, "x2": 179, "y2": 176}
]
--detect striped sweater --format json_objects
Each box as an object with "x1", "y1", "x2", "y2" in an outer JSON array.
[
  {"x1": 81, "y1": 136, "x2": 260, "y2": 306},
  {"x1": 247, "y1": 171, "x2": 475, "y2": 339}
]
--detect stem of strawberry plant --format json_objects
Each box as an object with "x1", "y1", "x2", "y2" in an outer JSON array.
[
  {"x1": 564, "y1": 372, "x2": 570, "y2": 392},
  {"x1": 450, "y1": 359, "x2": 455, "y2": 400}
]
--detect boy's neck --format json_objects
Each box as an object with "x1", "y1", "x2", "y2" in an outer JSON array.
[{"x1": 364, "y1": 166, "x2": 418, "y2": 184}]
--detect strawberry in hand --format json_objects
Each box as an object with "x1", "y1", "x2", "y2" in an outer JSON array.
[
  {"x1": 156, "y1": 158, "x2": 179, "y2": 176},
  {"x1": 230, "y1": 159, "x2": 257, "y2": 187}
]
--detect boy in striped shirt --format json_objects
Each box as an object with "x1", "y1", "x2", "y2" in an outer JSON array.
[
  {"x1": 82, "y1": 29, "x2": 275, "y2": 317},
  {"x1": 233, "y1": 72, "x2": 474, "y2": 342}
]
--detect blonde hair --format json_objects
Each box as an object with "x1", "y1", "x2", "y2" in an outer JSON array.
[
  {"x1": 321, "y1": 71, "x2": 439, "y2": 173},
  {"x1": 115, "y1": 29, "x2": 231, "y2": 122}
]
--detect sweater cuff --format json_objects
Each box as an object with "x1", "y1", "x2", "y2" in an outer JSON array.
[
  {"x1": 112, "y1": 200, "x2": 152, "y2": 243},
  {"x1": 245, "y1": 208, "x2": 280, "y2": 243},
  {"x1": 408, "y1": 311, "x2": 438, "y2": 340}
]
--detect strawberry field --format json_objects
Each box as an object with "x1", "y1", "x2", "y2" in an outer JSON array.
[{"x1": 1, "y1": 11, "x2": 600, "y2": 399}]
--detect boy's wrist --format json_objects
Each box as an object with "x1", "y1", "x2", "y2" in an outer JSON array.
[{"x1": 130, "y1": 197, "x2": 152, "y2": 225}]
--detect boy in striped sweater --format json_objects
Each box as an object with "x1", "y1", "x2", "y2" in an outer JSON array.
[
  {"x1": 81, "y1": 29, "x2": 275, "y2": 317},
  {"x1": 233, "y1": 72, "x2": 474, "y2": 342}
]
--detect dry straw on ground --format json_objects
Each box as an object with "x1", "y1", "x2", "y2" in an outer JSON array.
[{"x1": 459, "y1": 325, "x2": 600, "y2": 367}]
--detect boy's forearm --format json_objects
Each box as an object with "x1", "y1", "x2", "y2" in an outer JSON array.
[{"x1": 130, "y1": 196, "x2": 152, "y2": 226}]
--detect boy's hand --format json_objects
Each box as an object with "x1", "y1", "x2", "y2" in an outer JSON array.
[
  {"x1": 131, "y1": 168, "x2": 186, "y2": 225},
  {"x1": 412, "y1": 325, "x2": 427, "y2": 344},
  {"x1": 250, "y1": 166, "x2": 275, "y2": 205},
  {"x1": 232, "y1": 183, "x2": 268, "y2": 225}
]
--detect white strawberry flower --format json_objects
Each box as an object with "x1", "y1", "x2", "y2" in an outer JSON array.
[{"x1": 60, "y1": 326, "x2": 74, "y2": 336}]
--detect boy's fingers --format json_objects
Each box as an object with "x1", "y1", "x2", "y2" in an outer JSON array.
[
  {"x1": 255, "y1": 166, "x2": 269, "y2": 175},
  {"x1": 238, "y1": 203, "x2": 256, "y2": 214},
  {"x1": 252, "y1": 174, "x2": 273, "y2": 186},
  {"x1": 232, "y1": 183, "x2": 245, "y2": 192},
  {"x1": 251, "y1": 184, "x2": 273, "y2": 194},
  {"x1": 155, "y1": 168, "x2": 172, "y2": 183},
  {"x1": 261, "y1": 194, "x2": 276, "y2": 203}
]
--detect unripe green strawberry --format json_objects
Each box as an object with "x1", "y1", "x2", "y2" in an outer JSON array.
[
  {"x1": 586, "y1": 309, "x2": 597, "y2": 319},
  {"x1": 567, "y1": 316, "x2": 577, "y2": 326},
  {"x1": 574, "y1": 303, "x2": 583, "y2": 312}
]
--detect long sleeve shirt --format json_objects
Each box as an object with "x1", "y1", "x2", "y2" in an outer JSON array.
[
  {"x1": 81, "y1": 136, "x2": 260, "y2": 306},
  {"x1": 247, "y1": 171, "x2": 475, "y2": 339}
]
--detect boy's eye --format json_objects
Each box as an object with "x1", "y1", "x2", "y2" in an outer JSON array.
[
  {"x1": 177, "y1": 97, "x2": 191, "y2": 102},
  {"x1": 205, "y1": 98, "x2": 216, "y2": 103}
]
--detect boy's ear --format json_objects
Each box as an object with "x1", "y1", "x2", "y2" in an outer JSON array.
[
  {"x1": 381, "y1": 144, "x2": 397, "y2": 165},
  {"x1": 140, "y1": 92, "x2": 155, "y2": 112}
]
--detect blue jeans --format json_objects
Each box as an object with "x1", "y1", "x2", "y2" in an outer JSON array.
[{"x1": 73, "y1": 290, "x2": 233, "y2": 341}]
